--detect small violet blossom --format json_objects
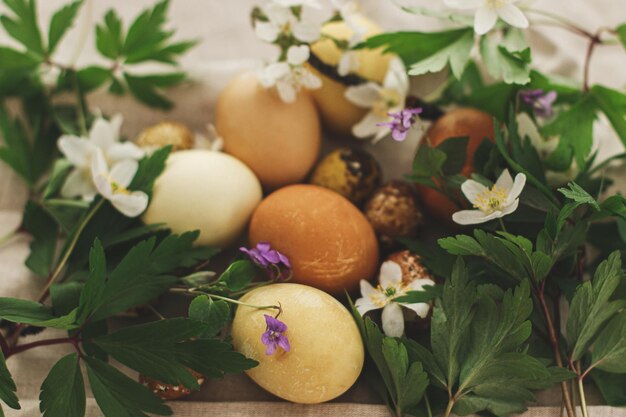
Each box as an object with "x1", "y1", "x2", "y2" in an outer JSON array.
[
  {"x1": 519, "y1": 89, "x2": 558, "y2": 119},
  {"x1": 444, "y1": 0, "x2": 529, "y2": 35},
  {"x1": 240, "y1": 242, "x2": 292, "y2": 281},
  {"x1": 376, "y1": 107, "x2": 423, "y2": 142},
  {"x1": 452, "y1": 169, "x2": 526, "y2": 225},
  {"x1": 261, "y1": 314, "x2": 291, "y2": 355},
  {"x1": 355, "y1": 261, "x2": 435, "y2": 337}
]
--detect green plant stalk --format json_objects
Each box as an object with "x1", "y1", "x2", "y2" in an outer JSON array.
[
  {"x1": 170, "y1": 288, "x2": 281, "y2": 312},
  {"x1": 443, "y1": 398, "x2": 455, "y2": 417},
  {"x1": 576, "y1": 362, "x2": 590, "y2": 417}
]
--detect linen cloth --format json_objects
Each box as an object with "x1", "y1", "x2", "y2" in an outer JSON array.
[{"x1": 1, "y1": 0, "x2": 626, "y2": 416}]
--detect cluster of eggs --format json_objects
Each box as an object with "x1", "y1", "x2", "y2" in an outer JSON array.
[{"x1": 135, "y1": 14, "x2": 495, "y2": 406}]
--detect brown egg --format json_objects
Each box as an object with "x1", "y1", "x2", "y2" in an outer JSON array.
[
  {"x1": 136, "y1": 121, "x2": 194, "y2": 151},
  {"x1": 417, "y1": 108, "x2": 495, "y2": 225},
  {"x1": 364, "y1": 181, "x2": 424, "y2": 246},
  {"x1": 139, "y1": 369, "x2": 205, "y2": 401},
  {"x1": 249, "y1": 184, "x2": 379, "y2": 295},
  {"x1": 216, "y1": 72, "x2": 321, "y2": 190},
  {"x1": 385, "y1": 250, "x2": 434, "y2": 284},
  {"x1": 309, "y1": 148, "x2": 382, "y2": 204}
]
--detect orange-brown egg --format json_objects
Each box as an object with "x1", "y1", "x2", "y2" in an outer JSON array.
[
  {"x1": 215, "y1": 72, "x2": 321, "y2": 191},
  {"x1": 248, "y1": 184, "x2": 379, "y2": 295}
]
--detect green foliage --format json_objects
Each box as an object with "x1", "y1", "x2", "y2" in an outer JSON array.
[
  {"x1": 48, "y1": 0, "x2": 83, "y2": 53},
  {"x1": 22, "y1": 202, "x2": 58, "y2": 276},
  {"x1": 590, "y1": 85, "x2": 626, "y2": 149},
  {"x1": 188, "y1": 296, "x2": 231, "y2": 338},
  {"x1": 617, "y1": 23, "x2": 626, "y2": 54},
  {"x1": 359, "y1": 29, "x2": 474, "y2": 79},
  {"x1": 558, "y1": 182, "x2": 601, "y2": 211},
  {"x1": 0, "y1": 350, "x2": 19, "y2": 413},
  {"x1": 39, "y1": 353, "x2": 85, "y2": 417},
  {"x1": 479, "y1": 31, "x2": 531, "y2": 85},
  {"x1": 591, "y1": 311, "x2": 626, "y2": 373},
  {"x1": 1, "y1": 0, "x2": 45, "y2": 56},
  {"x1": 218, "y1": 260, "x2": 257, "y2": 291},
  {"x1": 0, "y1": 298, "x2": 76, "y2": 329}
]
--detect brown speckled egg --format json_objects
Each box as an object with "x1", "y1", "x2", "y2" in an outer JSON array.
[
  {"x1": 136, "y1": 121, "x2": 194, "y2": 151},
  {"x1": 249, "y1": 184, "x2": 379, "y2": 295},
  {"x1": 139, "y1": 369, "x2": 205, "y2": 400},
  {"x1": 365, "y1": 181, "x2": 424, "y2": 245},
  {"x1": 310, "y1": 148, "x2": 382, "y2": 204},
  {"x1": 385, "y1": 250, "x2": 434, "y2": 284}
]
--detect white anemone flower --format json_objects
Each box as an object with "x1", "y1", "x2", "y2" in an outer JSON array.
[
  {"x1": 257, "y1": 45, "x2": 322, "y2": 103},
  {"x1": 255, "y1": 2, "x2": 321, "y2": 44},
  {"x1": 355, "y1": 261, "x2": 435, "y2": 337},
  {"x1": 345, "y1": 58, "x2": 409, "y2": 142},
  {"x1": 331, "y1": 0, "x2": 367, "y2": 76},
  {"x1": 58, "y1": 115, "x2": 144, "y2": 200},
  {"x1": 91, "y1": 148, "x2": 149, "y2": 218},
  {"x1": 452, "y1": 169, "x2": 526, "y2": 225},
  {"x1": 444, "y1": 0, "x2": 529, "y2": 35}
]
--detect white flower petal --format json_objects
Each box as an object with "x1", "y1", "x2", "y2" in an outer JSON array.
[
  {"x1": 355, "y1": 298, "x2": 380, "y2": 316},
  {"x1": 495, "y1": 169, "x2": 514, "y2": 192},
  {"x1": 110, "y1": 160, "x2": 139, "y2": 188},
  {"x1": 109, "y1": 191, "x2": 149, "y2": 218},
  {"x1": 381, "y1": 302, "x2": 404, "y2": 337},
  {"x1": 506, "y1": 173, "x2": 527, "y2": 203},
  {"x1": 292, "y1": 21, "x2": 321, "y2": 43},
  {"x1": 474, "y1": 5, "x2": 498, "y2": 35},
  {"x1": 58, "y1": 136, "x2": 94, "y2": 167},
  {"x1": 402, "y1": 302, "x2": 431, "y2": 319},
  {"x1": 444, "y1": 0, "x2": 483, "y2": 9},
  {"x1": 255, "y1": 21, "x2": 280, "y2": 42},
  {"x1": 501, "y1": 198, "x2": 520, "y2": 216},
  {"x1": 461, "y1": 179, "x2": 488, "y2": 205},
  {"x1": 345, "y1": 82, "x2": 382, "y2": 108},
  {"x1": 452, "y1": 209, "x2": 502, "y2": 225},
  {"x1": 61, "y1": 169, "x2": 96, "y2": 199},
  {"x1": 91, "y1": 148, "x2": 113, "y2": 198},
  {"x1": 276, "y1": 80, "x2": 297, "y2": 103},
  {"x1": 257, "y1": 62, "x2": 290, "y2": 87},
  {"x1": 89, "y1": 117, "x2": 116, "y2": 151},
  {"x1": 338, "y1": 51, "x2": 359, "y2": 76},
  {"x1": 380, "y1": 261, "x2": 403, "y2": 289},
  {"x1": 299, "y1": 69, "x2": 322, "y2": 90},
  {"x1": 383, "y1": 58, "x2": 409, "y2": 96},
  {"x1": 110, "y1": 114, "x2": 124, "y2": 140},
  {"x1": 287, "y1": 45, "x2": 310, "y2": 66},
  {"x1": 274, "y1": 0, "x2": 321, "y2": 8},
  {"x1": 352, "y1": 111, "x2": 388, "y2": 139},
  {"x1": 497, "y1": 3, "x2": 529, "y2": 29},
  {"x1": 263, "y1": 3, "x2": 291, "y2": 25},
  {"x1": 107, "y1": 142, "x2": 145, "y2": 164},
  {"x1": 408, "y1": 278, "x2": 436, "y2": 291}
]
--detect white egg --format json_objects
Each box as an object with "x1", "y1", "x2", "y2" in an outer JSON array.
[{"x1": 143, "y1": 150, "x2": 262, "y2": 247}]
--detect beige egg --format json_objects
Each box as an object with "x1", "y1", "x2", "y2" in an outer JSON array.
[
  {"x1": 215, "y1": 72, "x2": 321, "y2": 191},
  {"x1": 231, "y1": 283, "x2": 364, "y2": 404},
  {"x1": 142, "y1": 150, "x2": 262, "y2": 248}
]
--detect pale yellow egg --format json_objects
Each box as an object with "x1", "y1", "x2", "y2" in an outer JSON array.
[
  {"x1": 231, "y1": 283, "x2": 364, "y2": 404},
  {"x1": 142, "y1": 150, "x2": 262, "y2": 248},
  {"x1": 310, "y1": 16, "x2": 395, "y2": 137}
]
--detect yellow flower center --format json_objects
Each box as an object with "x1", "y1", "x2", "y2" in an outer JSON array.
[
  {"x1": 486, "y1": 0, "x2": 505, "y2": 9},
  {"x1": 474, "y1": 185, "x2": 508, "y2": 213},
  {"x1": 109, "y1": 178, "x2": 130, "y2": 195},
  {"x1": 368, "y1": 283, "x2": 409, "y2": 308},
  {"x1": 373, "y1": 89, "x2": 402, "y2": 117}
]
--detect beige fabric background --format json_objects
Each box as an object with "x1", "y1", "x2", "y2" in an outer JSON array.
[{"x1": 1, "y1": 0, "x2": 626, "y2": 416}]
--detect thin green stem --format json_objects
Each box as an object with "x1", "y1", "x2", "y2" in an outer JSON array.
[
  {"x1": 425, "y1": 393, "x2": 433, "y2": 417},
  {"x1": 38, "y1": 199, "x2": 104, "y2": 303},
  {"x1": 0, "y1": 231, "x2": 17, "y2": 248},
  {"x1": 443, "y1": 399, "x2": 455, "y2": 417},
  {"x1": 576, "y1": 362, "x2": 590, "y2": 417},
  {"x1": 498, "y1": 218, "x2": 508, "y2": 233},
  {"x1": 170, "y1": 288, "x2": 280, "y2": 312},
  {"x1": 72, "y1": 71, "x2": 88, "y2": 136},
  {"x1": 523, "y1": 8, "x2": 593, "y2": 38}
]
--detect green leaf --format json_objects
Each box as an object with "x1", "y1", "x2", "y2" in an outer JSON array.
[
  {"x1": 96, "y1": 10, "x2": 124, "y2": 59},
  {"x1": 543, "y1": 95, "x2": 597, "y2": 171},
  {"x1": 93, "y1": 318, "x2": 257, "y2": 387},
  {"x1": 0, "y1": 298, "x2": 77, "y2": 329},
  {"x1": 558, "y1": 182, "x2": 600, "y2": 211},
  {"x1": 0, "y1": 47, "x2": 40, "y2": 69},
  {"x1": 567, "y1": 251, "x2": 625, "y2": 360},
  {"x1": 438, "y1": 234, "x2": 483, "y2": 256},
  {"x1": 393, "y1": 284, "x2": 441, "y2": 304},
  {"x1": 1, "y1": 0, "x2": 44, "y2": 55},
  {"x1": 188, "y1": 295, "x2": 230, "y2": 338},
  {"x1": 43, "y1": 159, "x2": 72, "y2": 199},
  {"x1": 479, "y1": 36, "x2": 531, "y2": 85},
  {"x1": 0, "y1": 350, "x2": 19, "y2": 412},
  {"x1": 85, "y1": 356, "x2": 171, "y2": 417},
  {"x1": 130, "y1": 145, "x2": 171, "y2": 194},
  {"x1": 381, "y1": 338, "x2": 429, "y2": 411},
  {"x1": 50, "y1": 281, "x2": 83, "y2": 316},
  {"x1": 0, "y1": 106, "x2": 33, "y2": 184},
  {"x1": 617, "y1": 24, "x2": 626, "y2": 53},
  {"x1": 39, "y1": 353, "x2": 85, "y2": 417},
  {"x1": 360, "y1": 29, "x2": 474, "y2": 79},
  {"x1": 22, "y1": 202, "x2": 58, "y2": 276},
  {"x1": 412, "y1": 143, "x2": 446, "y2": 178},
  {"x1": 77, "y1": 66, "x2": 112, "y2": 92},
  {"x1": 43, "y1": 199, "x2": 89, "y2": 233},
  {"x1": 591, "y1": 369, "x2": 626, "y2": 406},
  {"x1": 591, "y1": 311, "x2": 626, "y2": 373},
  {"x1": 48, "y1": 0, "x2": 83, "y2": 53},
  {"x1": 590, "y1": 85, "x2": 626, "y2": 149},
  {"x1": 122, "y1": 0, "x2": 169, "y2": 55},
  {"x1": 437, "y1": 137, "x2": 468, "y2": 175},
  {"x1": 219, "y1": 260, "x2": 257, "y2": 291},
  {"x1": 124, "y1": 73, "x2": 173, "y2": 109}
]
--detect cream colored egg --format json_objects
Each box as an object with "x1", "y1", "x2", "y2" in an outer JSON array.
[
  {"x1": 231, "y1": 283, "x2": 364, "y2": 404},
  {"x1": 142, "y1": 150, "x2": 262, "y2": 248}
]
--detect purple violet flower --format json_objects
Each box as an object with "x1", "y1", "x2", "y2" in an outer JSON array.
[
  {"x1": 377, "y1": 107, "x2": 423, "y2": 142},
  {"x1": 519, "y1": 89, "x2": 558, "y2": 119},
  {"x1": 240, "y1": 242, "x2": 292, "y2": 281},
  {"x1": 261, "y1": 314, "x2": 290, "y2": 355}
]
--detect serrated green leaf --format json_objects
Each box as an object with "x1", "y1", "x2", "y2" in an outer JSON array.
[
  {"x1": 402, "y1": 337, "x2": 446, "y2": 388},
  {"x1": 39, "y1": 353, "x2": 85, "y2": 417},
  {"x1": 0, "y1": 350, "x2": 19, "y2": 411},
  {"x1": 591, "y1": 312, "x2": 626, "y2": 373},
  {"x1": 382, "y1": 338, "x2": 429, "y2": 411},
  {"x1": 219, "y1": 260, "x2": 257, "y2": 291},
  {"x1": 48, "y1": 0, "x2": 83, "y2": 53},
  {"x1": 591, "y1": 369, "x2": 626, "y2": 406},
  {"x1": 1, "y1": 0, "x2": 44, "y2": 55},
  {"x1": 130, "y1": 145, "x2": 171, "y2": 194},
  {"x1": 188, "y1": 295, "x2": 230, "y2": 338},
  {"x1": 393, "y1": 284, "x2": 441, "y2": 304},
  {"x1": 0, "y1": 47, "x2": 40, "y2": 70},
  {"x1": 438, "y1": 234, "x2": 483, "y2": 256},
  {"x1": 617, "y1": 24, "x2": 626, "y2": 53},
  {"x1": 567, "y1": 251, "x2": 624, "y2": 360},
  {"x1": 0, "y1": 298, "x2": 77, "y2": 329},
  {"x1": 77, "y1": 239, "x2": 106, "y2": 323},
  {"x1": 413, "y1": 143, "x2": 446, "y2": 178},
  {"x1": 96, "y1": 10, "x2": 123, "y2": 59},
  {"x1": 22, "y1": 202, "x2": 58, "y2": 277},
  {"x1": 77, "y1": 66, "x2": 111, "y2": 92},
  {"x1": 0, "y1": 105, "x2": 33, "y2": 184},
  {"x1": 558, "y1": 182, "x2": 600, "y2": 211},
  {"x1": 480, "y1": 36, "x2": 530, "y2": 85},
  {"x1": 43, "y1": 159, "x2": 72, "y2": 199},
  {"x1": 85, "y1": 356, "x2": 171, "y2": 417},
  {"x1": 122, "y1": 0, "x2": 169, "y2": 55},
  {"x1": 124, "y1": 73, "x2": 173, "y2": 109},
  {"x1": 590, "y1": 85, "x2": 626, "y2": 149}
]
